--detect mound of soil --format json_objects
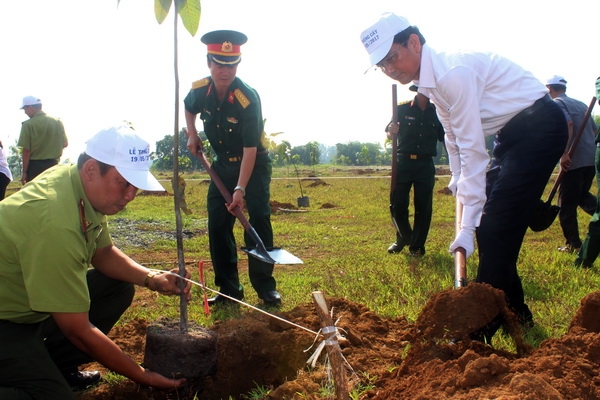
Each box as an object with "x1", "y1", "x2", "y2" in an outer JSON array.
[
  {"x1": 306, "y1": 179, "x2": 329, "y2": 187},
  {"x1": 319, "y1": 203, "x2": 337, "y2": 209},
  {"x1": 76, "y1": 285, "x2": 600, "y2": 400},
  {"x1": 270, "y1": 200, "x2": 298, "y2": 213}
]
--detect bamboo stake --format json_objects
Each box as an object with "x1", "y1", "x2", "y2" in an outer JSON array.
[{"x1": 311, "y1": 291, "x2": 349, "y2": 400}]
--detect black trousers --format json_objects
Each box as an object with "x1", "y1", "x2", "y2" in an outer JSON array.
[
  {"x1": 476, "y1": 99, "x2": 568, "y2": 322},
  {"x1": 558, "y1": 165, "x2": 596, "y2": 248},
  {"x1": 0, "y1": 173, "x2": 10, "y2": 199},
  {"x1": 0, "y1": 269, "x2": 134, "y2": 399},
  {"x1": 27, "y1": 159, "x2": 58, "y2": 182},
  {"x1": 207, "y1": 156, "x2": 275, "y2": 298},
  {"x1": 391, "y1": 157, "x2": 435, "y2": 252}
]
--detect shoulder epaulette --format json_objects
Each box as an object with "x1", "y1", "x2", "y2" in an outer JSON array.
[
  {"x1": 191, "y1": 78, "x2": 210, "y2": 89},
  {"x1": 234, "y1": 88, "x2": 251, "y2": 109},
  {"x1": 398, "y1": 100, "x2": 411, "y2": 106}
]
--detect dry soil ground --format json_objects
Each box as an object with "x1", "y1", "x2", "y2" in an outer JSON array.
[
  {"x1": 76, "y1": 167, "x2": 600, "y2": 399},
  {"x1": 76, "y1": 284, "x2": 600, "y2": 400}
]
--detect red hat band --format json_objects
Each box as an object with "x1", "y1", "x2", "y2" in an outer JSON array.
[{"x1": 207, "y1": 42, "x2": 241, "y2": 57}]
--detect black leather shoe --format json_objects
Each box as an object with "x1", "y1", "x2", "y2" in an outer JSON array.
[
  {"x1": 260, "y1": 290, "x2": 282, "y2": 306},
  {"x1": 410, "y1": 248, "x2": 425, "y2": 257},
  {"x1": 387, "y1": 243, "x2": 404, "y2": 254},
  {"x1": 207, "y1": 294, "x2": 242, "y2": 307},
  {"x1": 63, "y1": 369, "x2": 101, "y2": 391},
  {"x1": 470, "y1": 314, "x2": 502, "y2": 344}
]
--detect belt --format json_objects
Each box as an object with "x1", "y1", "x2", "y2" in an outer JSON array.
[
  {"x1": 500, "y1": 94, "x2": 552, "y2": 133},
  {"x1": 398, "y1": 153, "x2": 432, "y2": 160},
  {"x1": 225, "y1": 149, "x2": 268, "y2": 162}
]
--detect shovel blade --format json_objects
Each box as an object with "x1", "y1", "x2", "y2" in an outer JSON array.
[
  {"x1": 529, "y1": 200, "x2": 560, "y2": 232},
  {"x1": 241, "y1": 247, "x2": 303, "y2": 265}
]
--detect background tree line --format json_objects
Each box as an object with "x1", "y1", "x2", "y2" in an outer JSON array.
[
  {"x1": 5, "y1": 113, "x2": 600, "y2": 175},
  {"x1": 150, "y1": 128, "x2": 452, "y2": 172}
]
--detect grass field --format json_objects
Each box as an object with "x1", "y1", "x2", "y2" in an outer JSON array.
[{"x1": 71, "y1": 163, "x2": 600, "y2": 353}]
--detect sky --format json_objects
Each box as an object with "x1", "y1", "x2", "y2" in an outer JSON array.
[{"x1": 2, "y1": 0, "x2": 598, "y2": 163}]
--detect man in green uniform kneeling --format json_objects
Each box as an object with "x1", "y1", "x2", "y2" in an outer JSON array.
[
  {"x1": 386, "y1": 85, "x2": 445, "y2": 256},
  {"x1": 184, "y1": 30, "x2": 280, "y2": 307},
  {"x1": 0, "y1": 126, "x2": 191, "y2": 399}
]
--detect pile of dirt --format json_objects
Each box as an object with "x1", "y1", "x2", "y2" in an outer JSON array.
[
  {"x1": 76, "y1": 285, "x2": 600, "y2": 400},
  {"x1": 306, "y1": 179, "x2": 330, "y2": 187}
]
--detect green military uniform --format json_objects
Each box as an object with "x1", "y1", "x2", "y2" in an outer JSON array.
[
  {"x1": 575, "y1": 77, "x2": 600, "y2": 267},
  {"x1": 0, "y1": 164, "x2": 133, "y2": 399},
  {"x1": 184, "y1": 76, "x2": 275, "y2": 300},
  {"x1": 389, "y1": 95, "x2": 444, "y2": 255},
  {"x1": 18, "y1": 111, "x2": 67, "y2": 180}
]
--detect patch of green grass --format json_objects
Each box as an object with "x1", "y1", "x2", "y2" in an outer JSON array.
[{"x1": 240, "y1": 382, "x2": 272, "y2": 399}]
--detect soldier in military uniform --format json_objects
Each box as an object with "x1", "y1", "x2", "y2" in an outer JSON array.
[
  {"x1": 386, "y1": 85, "x2": 444, "y2": 256},
  {"x1": 184, "y1": 30, "x2": 280, "y2": 306}
]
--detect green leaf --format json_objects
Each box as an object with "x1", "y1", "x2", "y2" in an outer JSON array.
[
  {"x1": 175, "y1": 0, "x2": 201, "y2": 37},
  {"x1": 154, "y1": 0, "x2": 172, "y2": 24}
]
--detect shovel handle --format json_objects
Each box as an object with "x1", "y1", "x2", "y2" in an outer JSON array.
[
  {"x1": 193, "y1": 148, "x2": 276, "y2": 264},
  {"x1": 454, "y1": 198, "x2": 467, "y2": 288},
  {"x1": 545, "y1": 96, "x2": 597, "y2": 203},
  {"x1": 194, "y1": 149, "x2": 260, "y2": 236},
  {"x1": 390, "y1": 84, "x2": 398, "y2": 194}
]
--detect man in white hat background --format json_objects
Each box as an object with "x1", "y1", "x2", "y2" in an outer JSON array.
[
  {"x1": 545, "y1": 75, "x2": 598, "y2": 254},
  {"x1": 184, "y1": 30, "x2": 281, "y2": 307},
  {"x1": 18, "y1": 96, "x2": 69, "y2": 184},
  {"x1": 360, "y1": 13, "x2": 568, "y2": 341},
  {"x1": 0, "y1": 125, "x2": 191, "y2": 399}
]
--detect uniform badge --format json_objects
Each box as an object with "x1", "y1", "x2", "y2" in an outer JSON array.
[
  {"x1": 221, "y1": 41, "x2": 233, "y2": 53},
  {"x1": 191, "y1": 78, "x2": 210, "y2": 89},
  {"x1": 227, "y1": 117, "x2": 239, "y2": 124},
  {"x1": 234, "y1": 89, "x2": 250, "y2": 109},
  {"x1": 228, "y1": 91, "x2": 235, "y2": 104}
]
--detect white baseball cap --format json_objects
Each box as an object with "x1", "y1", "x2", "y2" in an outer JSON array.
[
  {"x1": 546, "y1": 75, "x2": 567, "y2": 87},
  {"x1": 360, "y1": 12, "x2": 411, "y2": 68},
  {"x1": 85, "y1": 125, "x2": 164, "y2": 191},
  {"x1": 20, "y1": 95, "x2": 41, "y2": 109}
]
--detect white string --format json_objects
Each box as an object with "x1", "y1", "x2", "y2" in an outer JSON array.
[{"x1": 151, "y1": 269, "x2": 319, "y2": 337}]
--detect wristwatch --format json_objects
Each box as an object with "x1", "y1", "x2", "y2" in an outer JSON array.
[
  {"x1": 234, "y1": 185, "x2": 246, "y2": 196},
  {"x1": 144, "y1": 271, "x2": 161, "y2": 289}
]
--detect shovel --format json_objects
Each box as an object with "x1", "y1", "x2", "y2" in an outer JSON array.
[
  {"x1": 454, "y1": 198, "x2": 467, "y2": 288},
  {"x1": 529, "y1": 96, "x2": 596, "y2": 232},
  {"x1": 389, "y1": 84, "x2": 401, "y2": 235},
  {"x1": 194, "y1": 148, "x2": 302, "y2": 265}
]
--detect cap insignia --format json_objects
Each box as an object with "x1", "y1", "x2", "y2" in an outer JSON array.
[{"x1": 222, "y1": 41, "x2": 233, "y2": 53}]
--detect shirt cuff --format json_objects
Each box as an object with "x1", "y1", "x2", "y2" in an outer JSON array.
[{"x1": 462, "y1": 204, "x2": 483, "y2": 229}]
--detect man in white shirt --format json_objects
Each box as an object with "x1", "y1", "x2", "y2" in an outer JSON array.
[{"x1": 360, "y1": 12, "x2": 568, "y2": 341}]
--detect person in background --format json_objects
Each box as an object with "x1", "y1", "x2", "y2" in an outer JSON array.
[
  {"x1": 386, "y1": 84, "x2": 444, "y2": 257},
  {"x1": 18, "y1": 96, "x2": 68, "y2": 184},
  {"x1": 0, "y1": 140, "x2": 13, "y2": 199},
  {"x1": 546, "y1": 75, "x2": 597, "y2": 254},
  {"x1": 574, "y1": 77, "x2": 600, "y2": 268},
  {"x1": 184, "y1": 30, "x2": 281, "y2": 307},
  {"x1": 360, "y1": 12, "x2": 567, "y2": 341},
  {"x1": 0, "y1": 126, "x2": 191, "y2": 399}
]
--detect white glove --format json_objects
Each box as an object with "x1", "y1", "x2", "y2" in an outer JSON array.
[
  {"x1": 449, "y1": 226, "x2": 475, "y2": 258},
  {"x1": 448, "y1": 172, "x2": 460, "y2": 196}
]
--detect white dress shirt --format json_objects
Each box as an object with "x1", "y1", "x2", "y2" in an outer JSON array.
[{"x1": 415, "y1": 44, "x2": 548, "y2": 228}]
